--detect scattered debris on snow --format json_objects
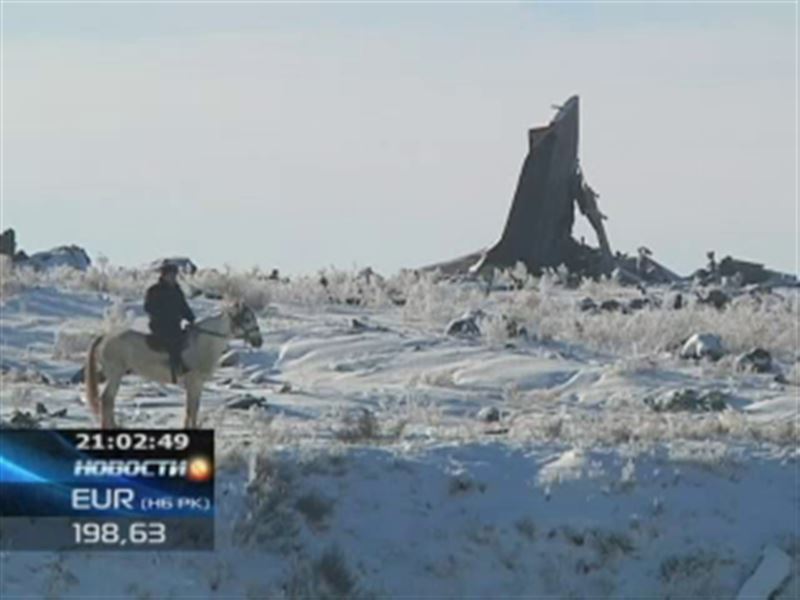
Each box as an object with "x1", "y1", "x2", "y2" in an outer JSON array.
[
  {"x1": 697, "y1": 289, "x2": 731, "y2": 310},
  {"x1": 445, "y1": 310, "x2": 484, "y2": 337},
  {"x1": 224, "y1": 394, "x2": 269, "y2": 411},
  {"x1": 736, "y1": 348, "x2": 773, "y2": 374},
  {"x1": 219, "y1": 350, "x2": 241, "y2": 367},
  {"x1": 680, "y1": 333, "x2": 725, "y2": 361}
]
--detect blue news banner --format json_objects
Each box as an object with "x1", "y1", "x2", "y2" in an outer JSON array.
[{"x1": 0, "y1": 429, "x2": 214, "y2": 551}]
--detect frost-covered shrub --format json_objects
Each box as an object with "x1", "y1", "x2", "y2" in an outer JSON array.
[
  {"x1": 482, "y1": 285, "x2": 796, "y2": 361},
  {"x1": 284, "y1": 546, "x2": 362, "y2": 599},
  {"x1": 401, "y1": 271, "x2": 485, "y2": 324},
  {"x1": 233, "y1": 452, "x2": 299, "y2": 551},
  {"x1": 53, "y1": 329, "x2": 96, "y2": 360},
  {"x1": 0, "y1": 260, "x2": 149, "y2": 300},
  {"x1": 0, "y1": 255, "x2": 20, "y2": 299},
  {"x1": 294, "y1": 491, "x2": 334, "y2": 528},
  {"x1": 102, "y1": 300, "x2": 134, "y2": 334},
  {"x1": 335, "y1": 408, "x2": 379, "y2": 443}
]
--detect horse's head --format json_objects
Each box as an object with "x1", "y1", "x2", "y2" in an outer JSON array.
[{"x1": 227, "y1": 301, "x2": 263, "y2": 348}]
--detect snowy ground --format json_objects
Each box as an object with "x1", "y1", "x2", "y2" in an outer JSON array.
[{"x1": 0, "y1": 266, "x2": 797, "y2": 598}]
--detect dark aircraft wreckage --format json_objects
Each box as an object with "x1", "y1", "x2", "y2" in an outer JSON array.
[{"x1": 425, "y1": 95, "x2": 793, "y2": 287}]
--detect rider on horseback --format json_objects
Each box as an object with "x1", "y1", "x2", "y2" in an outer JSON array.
[{"x1": 144, "y1": 262, "x2": 195, "y2": 383}]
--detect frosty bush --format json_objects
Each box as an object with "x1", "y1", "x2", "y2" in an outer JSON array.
[
  {"x1": 0, "y1": 255, "x2": 20, "y2": 299},
  {"x1": 102, "y1": 300, "x2": 134, "y2": 334},
  {"x1": 415, "y1": 279, "x2": 797, "y2": 361},
  {"x1": 0, "y1": 261, "x2": 149, "y2": 300},
  {"x1": 2, "y1": 258, "x2": 794, "y2": 361},
  {"x1": 401, "y1": 270, "x2": 485, "y2": 325},
  {"x1": 53, "y1": 329, "x2": 96, "y2": 360}
]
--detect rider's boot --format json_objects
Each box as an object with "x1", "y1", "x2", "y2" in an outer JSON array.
[{"x1": 168, "y1": 352, "x2": 187, "y2": 384}]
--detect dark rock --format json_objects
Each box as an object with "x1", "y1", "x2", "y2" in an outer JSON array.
[
  {"x1": 736, "y1": 348, "x2": 772, "y2": 374},
  {"x1": 350, "y1": 318, "x2": 388, "y2": 334},
  {"x1": 224, "y1": 394, "x2": 268, "y2": 410},
  {"x1": 599, "y1": 299, "x2": 624, "y2": 313},
  {"x1": 9, "y1": 411, "x2": 40, "y2": 429},
  {"x1": 670, "y1": 293, "x2": 684, "y2": 310},
  {"x1": 389, "y1": 294, "x2": 407, "y2": 307},
  {"x1": 446, "y1": 310, "x2": 483, "y2": 337},
  {"x1": 70, "y1": 368, "x2": 85, "y2": 384},
  {"x1": 644, "y1": 389, "x2": 727, "y2": 413},
  {"x1": 69, "y1": 367, "x2": 105, "y2": 384},
  {"x1": 627, "y1": 298, "x2": 650, "y2": 311},
  {"x1": 578, "y1": 297, "x2": 597, "y2": 312},
  {"x1": 501, "y1": 316, "x2": 525, "y2": 338},
  {"x1": 35, "y1": 402, "x2": 47, "y2": 415},
  {"x1": 477, "y1": 406, "x2": 501, "y2": 422}
]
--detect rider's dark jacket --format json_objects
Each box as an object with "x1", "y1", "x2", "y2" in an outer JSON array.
[{"x1": 144, "y1": 279, "x2": 195, "y2": 339}]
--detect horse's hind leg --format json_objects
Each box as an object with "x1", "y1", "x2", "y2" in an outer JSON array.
[
  {"x1": 183, "y1": 376, "x2": 204, "y2": 430},
  {"x1": 100, "y1": 371, "x2": 123, "y2": 429}
]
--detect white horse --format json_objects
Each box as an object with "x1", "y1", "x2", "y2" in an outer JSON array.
[{"x1": 85, "y1": 302, "x2": 263, "y2": 429}]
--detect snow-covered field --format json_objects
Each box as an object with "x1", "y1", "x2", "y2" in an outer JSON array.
[{"x1": 1, "y1": 264, "x2": 797, "y2": 598}]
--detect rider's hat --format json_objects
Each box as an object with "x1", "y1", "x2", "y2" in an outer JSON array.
[{"x1": 158, "y1": 261, "x2": 179, "y2": 275}]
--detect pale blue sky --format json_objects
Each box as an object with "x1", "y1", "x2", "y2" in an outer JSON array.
[{"x1": 2, "y1": 2, "x2": 796, "y2": 275}]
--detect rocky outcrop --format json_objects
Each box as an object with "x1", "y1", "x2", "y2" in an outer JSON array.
[{"x1": 25, "y1": 245, "x2": 91, "y2": 271}]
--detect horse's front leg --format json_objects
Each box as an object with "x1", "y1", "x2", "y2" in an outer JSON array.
[{"x1": 183, "y1": 375, "x2": 204, "y2": 429}]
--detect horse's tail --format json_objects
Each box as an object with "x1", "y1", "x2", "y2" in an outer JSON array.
[{"x1": 85, "y1": 335, "x2": 104, "y2": 421}]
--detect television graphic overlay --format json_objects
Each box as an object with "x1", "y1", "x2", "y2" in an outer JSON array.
[{"x1": 0, "y1": 429, "x2": 214, "y2": 551}]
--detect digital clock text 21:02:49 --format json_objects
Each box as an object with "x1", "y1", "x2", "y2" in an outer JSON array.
[{"x1": 75, "y1": 432, "x2": 191, "y2": 452}]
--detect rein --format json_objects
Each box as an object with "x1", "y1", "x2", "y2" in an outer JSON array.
[
  {"x1": 189, "y1": 325, "x2": 229, "y2": 339},
  {"x1": 188, "y1": 312, "x2": 259, "y2": 340}
]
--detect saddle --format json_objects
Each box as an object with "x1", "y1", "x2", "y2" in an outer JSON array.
[
  {"x1": 145, "y1": 331, "x2": 187, "y2": 353},
  {"x1": 146, "y1": 331, "x2": 190, "y2": 382}
]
